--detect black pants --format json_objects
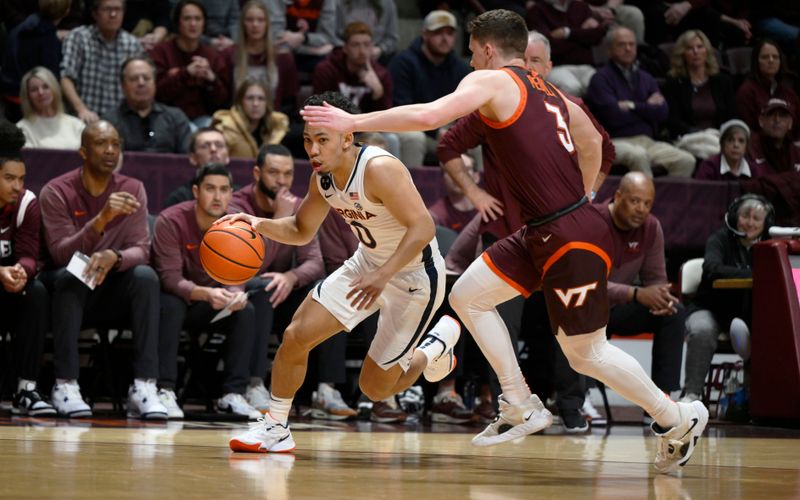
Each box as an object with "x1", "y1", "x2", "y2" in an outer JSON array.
[
  {"x1": 608, "y1": 301, "x2": 687, "y2": 392},
  {"x1": 42, "y1": 266, "x2": 160, "y2": 381},
  {"x1": 0, "y1": 279, "x2": 49, "y2": 382},
  {"x1": 158, "y1": 292, "x2": 256, "y2": 394}
]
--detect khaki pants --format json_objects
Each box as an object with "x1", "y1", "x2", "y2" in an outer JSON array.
[{"x1": 612, "y1": 135, "x2": 696, "y2": 177}]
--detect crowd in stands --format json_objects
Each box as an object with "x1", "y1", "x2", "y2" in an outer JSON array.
[{"x1": 0, "y1": 0, "x2": 798, "y2": 428}]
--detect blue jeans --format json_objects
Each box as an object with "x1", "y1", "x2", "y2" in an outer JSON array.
[{"x1": 755, "y1": 17, "x2": 800, "y2": 42}]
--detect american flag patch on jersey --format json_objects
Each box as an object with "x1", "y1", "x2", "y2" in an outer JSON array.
[{"x1": 349, "y1": 192, "x2": 359, "y2": 201}]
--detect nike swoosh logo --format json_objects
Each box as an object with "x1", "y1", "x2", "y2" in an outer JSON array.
[
  {"x1": 324, "y1": 193, "x2": 334, "y2": 198},
  {"x1": 408, "y1": 287, "x2": 420, "y2": 293},
  {"x1": 679, "y1": 417, "x2": 699, "y2": 440},
  {"x1": 541, "y1": 234, "x2": 552, "y2": 243},
  {"x1": 523, "y1": 409, "x2": 536, "y2": 421},
  {"x1": 185, "y1": 244, "x2": 198, "y2": 250},
  {"x1": 0, "y1": 226, "x2": 9, "y2": 234}
]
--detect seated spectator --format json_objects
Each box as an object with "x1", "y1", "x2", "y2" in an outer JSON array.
[
  {"x1": 0, "y1": 0, "x2": 71, "y2": 122},
  {"x1": 585, "y1": 1, "x2": 645, "y2": 44},
  {"x1": 586, "y1": 27, "x2": 695, "y2": 177},
  {"x1": 224, "y1": 0, "x2": 298, "y2": 114},
  {"x1": 313, "y1": 22, "x2": 393, "y2": 114},
  {"x1": 17, "y1": 66, "x2": 85, "y2": 150},
  {"x1": 153, "y1": 163, "x2": 267, "y2": 420},
  {"x1": 664, "y1": 30, "x2": 736, "y2": 160},
  {"x1": 526, "y1": 0, "x2": 606, "y2": 97},
  {"x1": 38, "y1": 121, "x2": 167, "y2": 420},
  {"x1": 197, "y1": 0, "x2": 240, "y2": 51},
  {"x1": 627, "y1": 0, "x2": 723, "y2": 46},
  {"x1": 713, "y1": 0, "x2": 753, "y2": 47},
  {"x1": 150, "y1": 0, "x2": 230, "y2": 128},
  {"x1": 266, "y1": 0, "x2": 336, "y2": 73},
  {"x1": 0, "y1": 121, "x2": 55, "y2": 417},
  {"x1": 60, "y1": 0, "x2": 143, "y2": 123},
  {"x1": 736, "y1": 39, "x2": 800, "y2": 139},
  {"x1": 124, "y1": 0, "x2": 170, "y2": 51},
  {"x1": 333, "y1": 0, "x2": 399, "y2": 61},
  {"x1": 749, "y1": 99, "x2": 800, "y2": 174},
  {"x1": 212, "y1": 79, "x2": 289, "y2": 159},
  {"x1": 429, "y1": 153, "x2": 479, "y2": 233},
  {"x1": 228, "y1": 145, "x2": 356, "y2": 419},
  {"x1": 388, "y1": 10, "x2": 471, "y2": 167},
  {"x1": 164, "y1": 127, "x2": 231, "y2": 207},
  {"x1": 696, "y1": 120, "x2": 768, "y2": 180},
  {"x1": 681, "y1": 194, "x2": 774, "y2": 402},
  {"x1": 601, "y1": 172, "x2": 687, "y2": 404},
  {"x1": 102, "y1": 56, "x2": 192, "y2": 154}
]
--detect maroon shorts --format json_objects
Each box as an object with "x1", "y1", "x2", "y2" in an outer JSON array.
[{"x1": 484, "y1": 203, "x2": 613, "y2": 335}]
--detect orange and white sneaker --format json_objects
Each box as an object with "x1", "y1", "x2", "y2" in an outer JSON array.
[{"x1": 229, "y1": 413, "x2": 296, "y2": 453}]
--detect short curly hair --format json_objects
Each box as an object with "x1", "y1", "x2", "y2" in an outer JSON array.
[{"x1": 0, "y1": 120, "x2": 26, "y2": 166}]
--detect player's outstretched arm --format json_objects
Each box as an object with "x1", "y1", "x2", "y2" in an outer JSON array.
[
  {"x1": 564, "y1": 97, "x2": 602, "y2": 197},
  {"x1": 346, "y1": 156, "x2": 435, "y2": 310},
  {"x1": 216, "y1": 175, "x2": 330, "y2": 246},
  {"x1": 301, "y1": 71, "x2": 497, "y2": 134}
]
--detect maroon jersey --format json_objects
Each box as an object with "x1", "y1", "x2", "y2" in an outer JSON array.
[
  {"x1": 230, "y1": 183, "x2": 324, "y2": 286},
  {"x1": 0, "y1": 189, "x2": 40, "y2": 278},
  {"x1": 477, "y1": 65, "x2": 586, "y2": 221}
]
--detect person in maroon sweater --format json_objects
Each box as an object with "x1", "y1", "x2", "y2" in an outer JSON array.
[
  {"x1": 229, "y1": 144, "x2": 358, "y2": 420},
  {"x1": 312, "y1": 22, "x2": 393, "y2": 114},
  {"x1": 526, "y1": 1, "x2": 606, "y2": 96},
  {"x1": 429, "y1": 153, "x2": 479, "y2": 233},
  {"x1": 38, "y1": 120, "x2": 167, "y2": 420},
  {"x1": 304, "y1": 11, "x2": 708, "y2": 471},
  {"x1": 601, "y1": 172, "x2": 686, "y2": 404},
  {"x1": 153, "y1": 163, "x2": 271, "y2": 420},
  {"x1": 0, "y1": 121, "x2": 54, "y2": 417},
  {"x1": 748, "y1": 98, "x2": 800, "y2": 174},
  {"x1": 149, "y1": 0, "x2": 230, "y2": 127}
]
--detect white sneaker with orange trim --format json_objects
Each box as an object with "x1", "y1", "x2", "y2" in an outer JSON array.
[{"x1": 229, "y1": 413, "x2": 296, "y2": 453}]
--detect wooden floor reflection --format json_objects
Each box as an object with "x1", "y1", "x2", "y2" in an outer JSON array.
[{"x1": 0, "y1": 420, "x2": 798, "y2": 499}]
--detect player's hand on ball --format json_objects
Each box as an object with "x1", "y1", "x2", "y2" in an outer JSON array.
[
  {"x1": 347, "y1": 272, "x2": 389, "y2": 310},
  {"x1": 215, "y1": 212, "x2": 261, "y2": 229}
]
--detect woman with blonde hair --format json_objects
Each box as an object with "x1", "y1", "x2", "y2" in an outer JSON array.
[
  {"x1": 212, "y1": 78, "x2": 289, "y2": 159},
  {"x1": 17, "y1": 66, "x2": 84, "y2": 149},
  {"x1": 223, "y1": 0, "x2": 298, "y2": 114},
  {"x1": 663, "y1": 30, "x2": 736, "y2": 159}
]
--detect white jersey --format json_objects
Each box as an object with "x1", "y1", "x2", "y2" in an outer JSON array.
[{"x1": 314, "y1": 145, "x2": 440, "y2": 270}]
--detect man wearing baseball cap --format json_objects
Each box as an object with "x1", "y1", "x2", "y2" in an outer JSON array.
[
  {"x1": 388, "y1": 10, "x2": 471, "y2": 167},
  {"x1": 749, "y1": 98, "x2": 800, "y2": 174}
]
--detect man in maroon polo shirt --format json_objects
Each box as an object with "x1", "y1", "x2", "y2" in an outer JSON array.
[
  {"x1": 38, "y1": 120, "x2": 167, "y2": 419},
  {"x1": 153, "y1": 163, "x2": 269, "y2": 420},
  {"x1": 231, "y1": 144, "x2": 359, "y2": 420},
  {"x1": 0, "y1": 121, "x2": 54, "y2": 417}
]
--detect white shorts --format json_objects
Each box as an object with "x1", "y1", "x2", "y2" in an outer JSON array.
[{"x1": 312, "y1": 248, "x2": 446, "y2": 371}]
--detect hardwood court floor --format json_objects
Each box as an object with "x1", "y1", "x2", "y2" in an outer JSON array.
[{"x1": 0, "y1": 417, "x2": 798, "y2": 499}]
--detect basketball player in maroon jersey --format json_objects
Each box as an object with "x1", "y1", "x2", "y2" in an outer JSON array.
[{"x1": 302, "y1": 9, "x2": 708, "y2": 474}]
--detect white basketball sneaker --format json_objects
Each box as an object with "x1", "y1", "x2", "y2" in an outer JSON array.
[
  {"x1": 419, "y1": 315, "x2": 461, "y2": 383},
  {"x1": 229, "y1": 413, "x2": 296, "y2": 453},
  {"x1": 472, "y1": 394, "x2": 553, "y2": 447},
  {"x1": 127, "y1": 380, "x2": 168, "y2": 420},
  {"x1": 246, "y1": 382, "x2": 271, "y2": 414},
  {"x1": 51, "y1": 381, "x2": 92, "y2": 418},
  {"x1": 652, "y1": 400, "x2": 709, "y2": 474},
  {"x1": 157, "y1": 388, "x2": 184, "y2": 419},
  {"x1": 217, "y1": 393, "x2": 262, "y2": 420}
]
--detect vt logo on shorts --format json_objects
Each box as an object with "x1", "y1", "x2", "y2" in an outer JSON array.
[{"x1": 554, "y1": 282, "x2": 597, "y2": 308}]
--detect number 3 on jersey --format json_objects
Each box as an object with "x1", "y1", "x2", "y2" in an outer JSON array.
[
  {"x1": 544, "y1": 102, "x2": 575, "y2": 153},
  {"x1": 350, "y1": 221, "x2": 377, "y2": 248}
]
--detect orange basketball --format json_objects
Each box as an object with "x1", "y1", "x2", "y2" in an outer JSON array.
[{"x1": 200, "y1": 220, "x2": 265, "y2": 285}]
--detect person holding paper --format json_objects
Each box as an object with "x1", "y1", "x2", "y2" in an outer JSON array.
[
  {"x1": 152, "y1": 163, "x2": 276, "y2": 420},
  {"x1": 38, "y1": 120, "x2": 168, "y2": 419},
  {"x1": 0, "y1": 121, "x2": 55, "y2": 417}
]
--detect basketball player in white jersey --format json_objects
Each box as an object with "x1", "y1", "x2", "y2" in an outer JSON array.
[{"x1": 223, "y1": 92, "x2": 460, "y2": 453}]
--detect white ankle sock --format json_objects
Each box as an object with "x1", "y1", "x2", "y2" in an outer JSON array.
[
  {"x1": 269, "y1": 394, "x2": 293, "y2": 425},
  {"x1": 18, "y1": 379, "x2": 35, "y2": 392}
]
